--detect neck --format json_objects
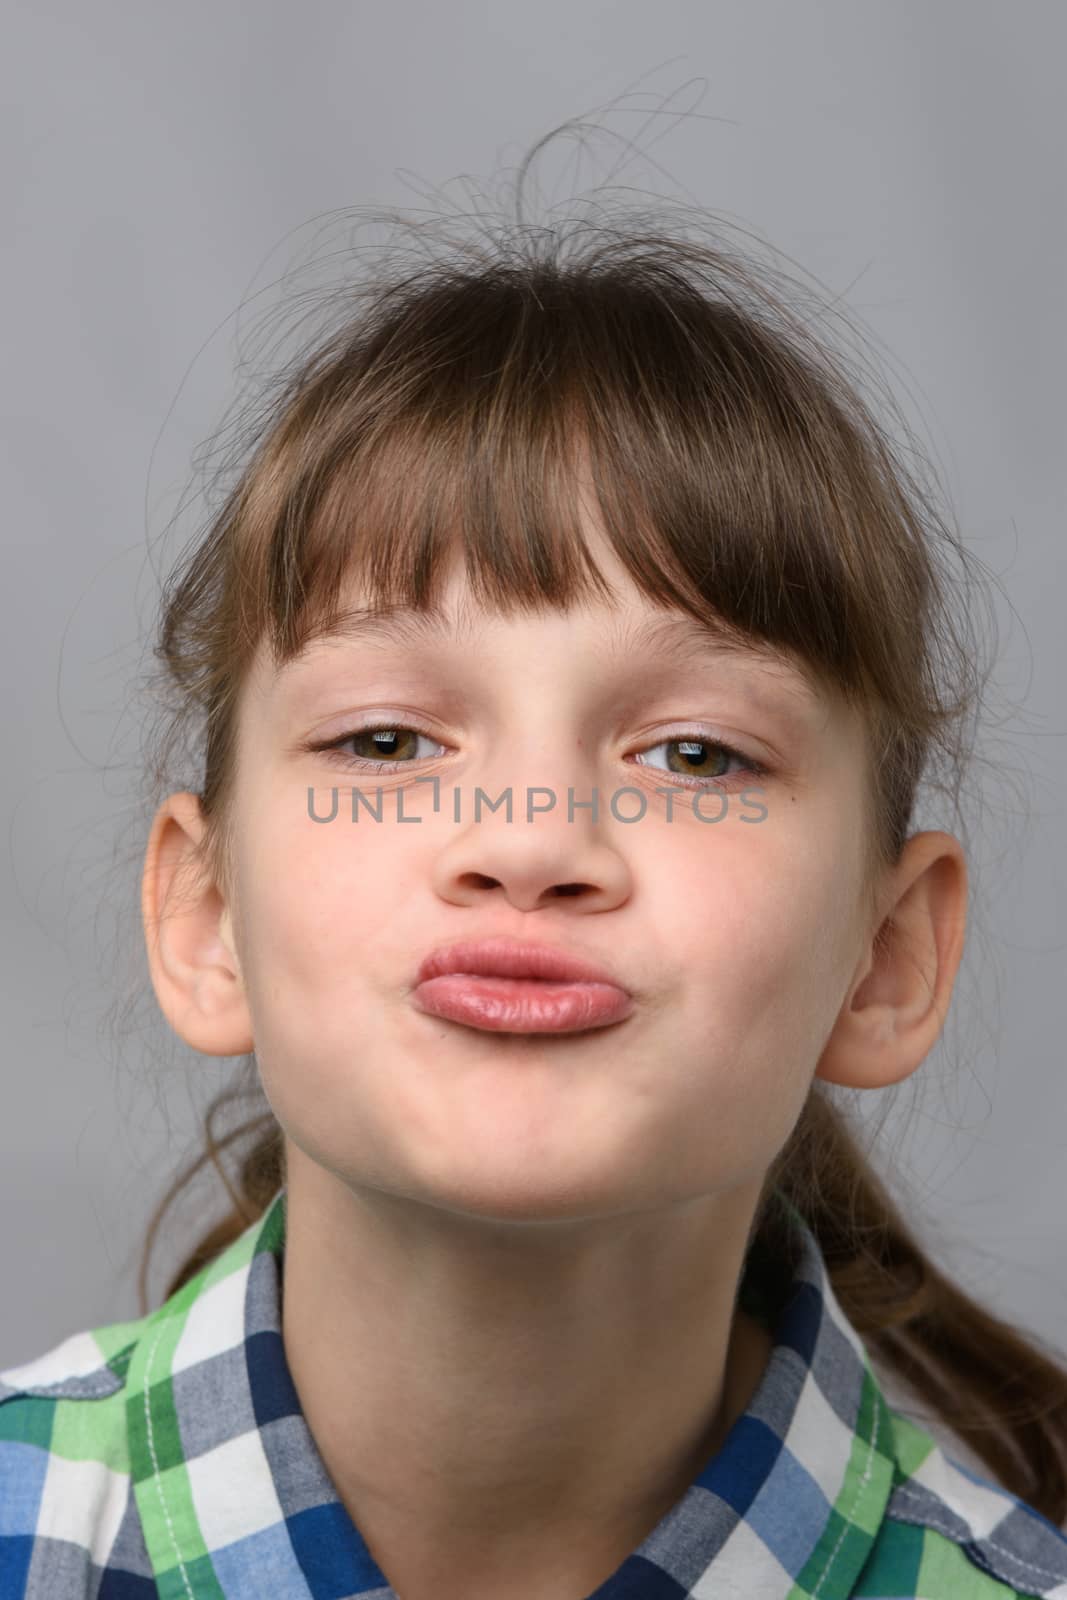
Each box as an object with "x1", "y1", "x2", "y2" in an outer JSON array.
[{"x1": 279, "y1": 1149, "x2": 775, "y2": 1599}]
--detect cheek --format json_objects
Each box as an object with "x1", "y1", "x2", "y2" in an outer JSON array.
[
  {"x1": 650, "y1": 802, "x2": 855, "y2": 960},
  {"x1": 230, "y1": 807, "x2": 415, "y2": 1164},
  {"x1": 649, "y1": 811, "x2": 859, "y2": 1070},
  {"x1": 234, "y1": 799, "x2": 404, "y2": 1010}
]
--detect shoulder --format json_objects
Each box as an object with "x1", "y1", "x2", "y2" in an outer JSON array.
[
  {"x1": 0, "y1": 1314, "x2": 153, "y2": 1596},
  {"x1": 0, "y1": 1216, "x2": 273, "y2": 1597},
  {"x1": 867, "y1": 1406, "x2": 1067, "y2": 1599}
]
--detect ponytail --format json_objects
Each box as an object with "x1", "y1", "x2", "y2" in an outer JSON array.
[
  {"x1": 767, "y1": 1088, "x2": 1067, "y2": 1524},
  {"x1": 137, "y1": 1059, "x2": 284, "y2": 1310}
]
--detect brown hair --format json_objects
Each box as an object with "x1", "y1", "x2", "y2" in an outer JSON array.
[{"x1": 134, "y1": 145, "x2": 1067, "y2": 1519}]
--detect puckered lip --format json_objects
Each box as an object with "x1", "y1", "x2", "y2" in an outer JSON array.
[{"x1": 414, "y1": 937, "x2": 630, "y2": 993}]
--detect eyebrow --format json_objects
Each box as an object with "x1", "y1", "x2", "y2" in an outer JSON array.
[{"x1": 281, "y1": 603, "x2": 825, "y2": 714}]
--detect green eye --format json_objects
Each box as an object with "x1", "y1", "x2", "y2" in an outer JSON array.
[{"x1": 632, "y1": 736, "x2": 767, "y2": 789}]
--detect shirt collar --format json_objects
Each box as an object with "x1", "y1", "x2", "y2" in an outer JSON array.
[{"x1": 124, "y1": 1186, "x2": 896, "y2": 1598}]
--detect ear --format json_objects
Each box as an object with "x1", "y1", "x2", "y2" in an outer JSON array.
[
  {"x1": 141, "y1": 791, "x2": 254, "y2": 1056},
  {"x1": 815, "y1": 830, "x2": 968, "y2": 1090}
]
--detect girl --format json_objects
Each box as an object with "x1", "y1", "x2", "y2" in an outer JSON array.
[{"x1": 3, "y1": 174, "x2": 1067, "y2": 1600}]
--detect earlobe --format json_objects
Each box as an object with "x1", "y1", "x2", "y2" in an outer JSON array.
[
  {"x1": 815, "y1": 831, "x2": 968, "y2": 1091},
  {"x1": 141, "y1": 792, "x2": 254, "y2": 1057}
]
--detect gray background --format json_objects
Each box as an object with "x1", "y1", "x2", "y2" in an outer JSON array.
[{"x1": 2, "y1": 0, "x2": 1065, "y2": 1388}]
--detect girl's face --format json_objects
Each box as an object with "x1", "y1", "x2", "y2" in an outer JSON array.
[{"x1": 222, "y1": 522, "x2": 874, "y2": 1227}]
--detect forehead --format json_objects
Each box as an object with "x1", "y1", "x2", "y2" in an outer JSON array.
[
  {"x1": 263, "y1": 460, "x2": 839, "y2": 711},
  {"x1": 255, "y1": 601, "x2": 835, "y2": 755},
  {"x1": 288, "y1": 597, "x2": 807, "y2": 680},
  {"x1": 252, "y1": 517, "x2": 839, "y2": 731},
  {"x1": 299, "y1": 540, "x2": 803, "y2": 667}
]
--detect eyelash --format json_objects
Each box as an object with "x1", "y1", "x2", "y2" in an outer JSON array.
[{"x1": 306, "y1": 723, "x2": 770, "y2": 791}]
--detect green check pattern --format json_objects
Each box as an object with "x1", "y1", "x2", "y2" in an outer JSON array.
[{"x1": 3, "y1": 1186, "x2": 1067, "y2": 1598}]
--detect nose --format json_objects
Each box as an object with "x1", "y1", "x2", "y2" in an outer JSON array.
[{"x1": 427, "y1": 788, "x2": 632, "y2": 913}]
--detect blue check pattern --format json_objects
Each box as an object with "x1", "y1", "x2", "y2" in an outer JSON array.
[{"x1": 3, "y1": 1185, "x2": 1067, "y2": 1598}]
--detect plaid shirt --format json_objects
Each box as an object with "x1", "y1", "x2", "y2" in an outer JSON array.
[{"x1": 3, "y1": 1187, "x2": 1067, "y2": 1599}]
